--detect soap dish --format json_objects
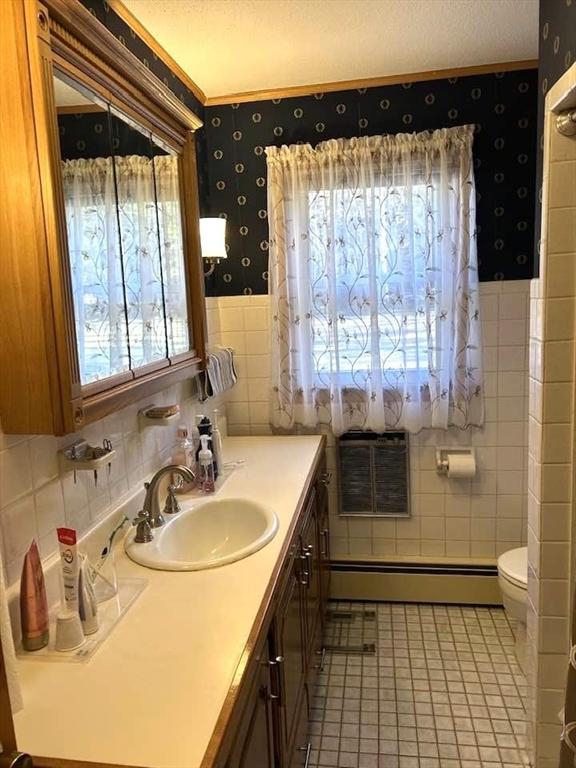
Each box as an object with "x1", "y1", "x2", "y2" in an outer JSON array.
[
  {"x1": 58, "y1": 439, "x2": 115, "y2": 484},
  {"x1": 17, "y1": 578, "x2": 147, "y2": 664},
  {"x1": 138, "y1": 404, "x2": 181, "y2": 429}
]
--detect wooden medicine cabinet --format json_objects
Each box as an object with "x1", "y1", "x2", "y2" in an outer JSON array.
[{"x1": 0, "y1": 0, "x2": 207, "y2": 436}]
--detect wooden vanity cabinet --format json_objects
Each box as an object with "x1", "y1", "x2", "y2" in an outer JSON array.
[{"x1": 217, "y1": 456, "x2": 331, "y2": 768}]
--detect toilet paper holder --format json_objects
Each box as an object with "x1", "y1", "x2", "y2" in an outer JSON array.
[{"x1": 435, "y1": 447, "x2": 476, "y2": 475}]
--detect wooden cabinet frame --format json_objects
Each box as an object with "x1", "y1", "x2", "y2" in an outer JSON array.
[{"x1": 0, "y1": 0, "x2": 206, "y2": 435}]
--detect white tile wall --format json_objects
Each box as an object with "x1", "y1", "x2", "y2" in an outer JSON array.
[
  {"x1": 525, "y1": 67, "x2": 576, "y2": 768},
  {"x1": 0, "y1": 308, "x2": 226, "y2": 587},
  {"x1": 211, "y1": 280, "x2": 530, "y2": 564}
]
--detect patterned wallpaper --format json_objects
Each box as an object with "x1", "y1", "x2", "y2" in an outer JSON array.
[
  {"x1": 203, "y1": 70, "x2": 538, "y2": 296},
  {"x1": 58, "y1": 111, "x2": 167, "y2": 160},
  {"x1": 534, "y1": 0, "x2": 576, "y2": 273}
]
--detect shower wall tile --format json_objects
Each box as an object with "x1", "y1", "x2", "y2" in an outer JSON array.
[
  {"x1": 216, "y1": 279, "x2": 530, "y2": 563},
  {"x1": 526, "y1": 72, "x2": 576, "y2": 767}
]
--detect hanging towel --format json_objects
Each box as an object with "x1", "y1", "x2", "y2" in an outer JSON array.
[
  {"x1": 200, "y1": 347, "x2": 238, "y2": 400},
  {"x1": 0, "y1": 556, "x2": 23, "y2": 714}
]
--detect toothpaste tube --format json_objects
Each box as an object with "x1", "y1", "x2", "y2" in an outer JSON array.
[{"x1": 57, "y1": 527, "x2": 79, "y2": 613}]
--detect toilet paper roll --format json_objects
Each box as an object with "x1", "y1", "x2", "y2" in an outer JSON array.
[{"x1": 446, "y1": 453, "x2": 476, "y2": 478}]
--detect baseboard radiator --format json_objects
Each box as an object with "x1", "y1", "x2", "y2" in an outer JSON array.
[
  {"x1": 330, "y1": 560, "x2": 502, "y2": 605},
  {"x1": 337, "y1": 431, "x2": 410, "y2": 517}
]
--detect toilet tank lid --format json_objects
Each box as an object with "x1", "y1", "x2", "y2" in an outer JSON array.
[{"x1": 497, "y1": 546, "x2": 528, "y2": 587}]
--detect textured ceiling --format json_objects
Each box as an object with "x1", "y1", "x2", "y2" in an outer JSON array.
[{"x1": 122, "y1": 0, "x2": 539, "y2": 98}]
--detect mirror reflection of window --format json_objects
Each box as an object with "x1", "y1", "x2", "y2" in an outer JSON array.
[
  {"x1": 54, "y1": 71, "x2": 192, "y2": 386},
  {"x1": 152, "y1": 145, "x2": 189, "y2": 358},
  {"x1": 55, "y1": 72, "x2": 131, "y2": 385},
  {"x1": 110, "y1": 114, "x2": 168, "y2": 370}
]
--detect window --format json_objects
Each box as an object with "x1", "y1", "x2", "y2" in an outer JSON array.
[
  {"x1": 308, "y1": 184, "x2": 431, "y2": 386},
  {"x1": 267, "y1": 126, "x2": 483, "y2": 435}
]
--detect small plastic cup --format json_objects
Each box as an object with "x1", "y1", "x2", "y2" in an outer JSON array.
[{"x1": 54, "y1": 610, "x2": 85, "y2": 652}]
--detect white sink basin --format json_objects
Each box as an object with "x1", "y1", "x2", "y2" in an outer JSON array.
[{"x1": 124, "y1": 497, "x2": 279, "y2": 571}]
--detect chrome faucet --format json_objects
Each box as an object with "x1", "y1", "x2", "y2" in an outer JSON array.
[{"x1": 142, "y1": 465, "x2": 196, "y2": 528}]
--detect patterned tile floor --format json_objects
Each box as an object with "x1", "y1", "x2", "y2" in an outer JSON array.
[{"x1": 308, "y1": 602, "x2": 530, "y2": 768}]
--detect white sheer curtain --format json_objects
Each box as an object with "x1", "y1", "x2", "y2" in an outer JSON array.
[
  {"x1": 266, "y1": 125, "x2": 483, "y2": 436},
  {"x1": 62, "y1": 154, "x2": 188, "y2": 384}
]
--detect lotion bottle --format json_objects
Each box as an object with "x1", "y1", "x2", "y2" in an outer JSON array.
[{"x1": 20, "y1": 540, "x2": 49, "y2": 651}]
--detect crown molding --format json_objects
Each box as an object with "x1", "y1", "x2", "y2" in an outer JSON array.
[{"x1": 204, "y1": 59, "x2": 539, "y2": 106}]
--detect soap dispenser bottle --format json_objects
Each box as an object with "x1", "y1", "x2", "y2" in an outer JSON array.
[
  {"x1": 198, "y1": 435, "x2": 215, "y2": 493},
  {"x1": 196, "y1": 415, "x2": 218, "y2": 479}
]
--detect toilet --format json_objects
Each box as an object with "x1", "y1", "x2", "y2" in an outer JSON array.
[{"x1": 497, "y1": 546, "x2": 528, "y2": 670}]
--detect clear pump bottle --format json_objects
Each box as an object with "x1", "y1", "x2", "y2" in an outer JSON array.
[
  {"x1": 172, "y1": 425, "x2": 196, "y2": 493},
  {"x1": 198, "y1": 435, "x2": 215, "y2": 493}
]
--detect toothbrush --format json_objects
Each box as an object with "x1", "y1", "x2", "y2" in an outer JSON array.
[{"x1": 90, "y1": 516, "x2": 129, "y2": 581}]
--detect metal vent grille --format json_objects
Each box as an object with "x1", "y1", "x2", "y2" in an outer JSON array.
[{"x1": 337, "y1": 431, "x2": 410, "y2": 517}]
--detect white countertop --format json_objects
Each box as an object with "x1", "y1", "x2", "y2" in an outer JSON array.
[{"x1": 14, "y1": 436, "x2": 323, "y2": 767}]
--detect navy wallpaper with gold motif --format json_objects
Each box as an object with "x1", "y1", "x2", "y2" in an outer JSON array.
[
  {"x1": 203, "y1": 70, "x2": 538, "y2": 296},
  {"x1": 57, "y1": 111, "x2": 167, "y2": 160}
]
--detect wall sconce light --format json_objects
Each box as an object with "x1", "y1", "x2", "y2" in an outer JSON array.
[{"x1": 200, "y1": 217, "x2": 227, "y2": 278}]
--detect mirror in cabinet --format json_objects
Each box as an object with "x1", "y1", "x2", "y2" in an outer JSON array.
[
  {"x1": 54, "y1": 70, "x2": 194, "y2": 390},
  {"x1": 0, "y1": 0, "x2": 206, "y2": 436},
  {"x1": 55, "y1": 73, "x2": 131, "y2": 386}
]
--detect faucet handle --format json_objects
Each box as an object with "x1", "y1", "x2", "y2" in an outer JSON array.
[
  {"x1": 163, "y1": 484, "x2": 181, "y2": 516},
  {"x1": 133, "y1": 509, "x2": 153, "y2": 543}
]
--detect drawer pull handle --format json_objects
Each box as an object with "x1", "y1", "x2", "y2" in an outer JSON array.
[
  {"x1": 319, "y1": 472, "x2": 332, "y2": 486},
  {"x1": 300, "y1": 569, "x2": 310, "y2": 586},
  {"x1": 0, "y1": 754, "x2": 34, "y2": 768},
  {"x1": 267, "y1": 655, "x2": 283, "y2": 706},
  {"x1": 320, "y1": 528, "x2": 328, "y2": 557},
  {"x1": 313, "y1": 646, "x2": 327, "y2": 671},
  {"x1": 298, "y1": 743, "x2": 312, "y2": 768}
]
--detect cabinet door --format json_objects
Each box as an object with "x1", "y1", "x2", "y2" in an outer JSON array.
[
  {"x1": 316, "y1": 471, "x2": 331, "y2": 618},
  {"x1": 300, "y1": 497, "x2": 320, "y2": 657},
  {"x1": 272, "y1": 556, "x2": 306, "y2": 763},
  {"x1": 227, "y1": 662, "x2": 275, "y2": 768},
  {"x1": 290, "y1": 684, "x2": 312, "y2": 768}
]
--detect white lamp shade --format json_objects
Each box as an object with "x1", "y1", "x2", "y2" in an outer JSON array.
[{"x1": 200, "y1": 218, "x2": 227, "y2": 260}]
